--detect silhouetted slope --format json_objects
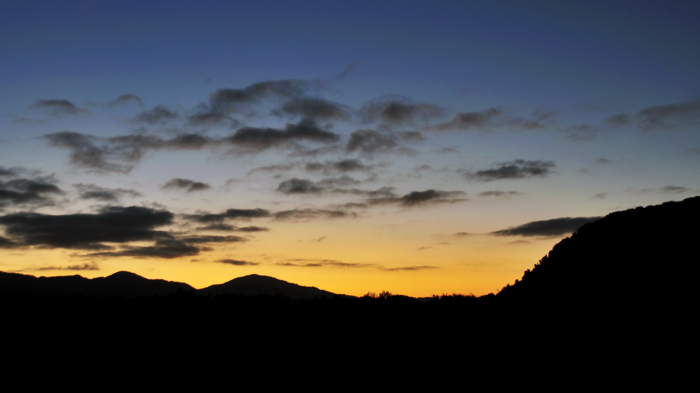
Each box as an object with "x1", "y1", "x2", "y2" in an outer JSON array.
[
  {"x1": 0, "y1": 270, "x2": 194, "y2": 297},
  {"x1": 498, "y1": 196, "x2": 700, "y2": 308},
  {"x1": 198, "y1": 274, "x2": 337, "y2": 300}
]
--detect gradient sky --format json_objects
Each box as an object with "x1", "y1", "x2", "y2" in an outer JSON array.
[{"x1": 1, "y1": 0, "x2": 699, "y2": 296}]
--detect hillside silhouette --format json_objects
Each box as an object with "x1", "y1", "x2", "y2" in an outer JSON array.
[
  {"x1": 198, "y1": 274, "x2": 337, "y2": 299},
  {"x1": 3, "y1": 197, "x2": 696, "y2": 381},
  {"x1": 498, "y1": 196, "x2": 699, "y2": 309}
]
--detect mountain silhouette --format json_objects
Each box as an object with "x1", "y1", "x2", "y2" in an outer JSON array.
[
  {"x1": 497, "y1": 196, "x2": 699, "y2": 310},
  {"x1": 198, "y1": 274, "x2": 337, "y2": 300},
  {"x1": 0, "y1": 270, "x2": 194, "y2": 297}
]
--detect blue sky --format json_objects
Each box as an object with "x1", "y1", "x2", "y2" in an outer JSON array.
[{"x1": 1, "y1": 0, "x2": 699, "y2": 296}]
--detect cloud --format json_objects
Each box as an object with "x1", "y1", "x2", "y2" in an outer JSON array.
[
  {"x1": 162, "y1": 178, "x2": 211, "y2": 192},
  {"x1": 0, "y1": 235, "x2": 16, "y2": 248},
  {"x1": 88, "y1": 239, "x2": 201, "y2": 259},
  {"x1": 346, "y1": 129, "x2": 397, "y2": 154},
  {"x1": 0, "y1": 174, "x2": 63, "y2": 209},
  {"x1": 34, "y1": 261, "x2": 100, "y2": 271},
  {"x1": 432, "y1": 108, "x2": 501, "y2": 131},
  {"x1": 43, "y1": 131, "x2": 215, "y2": 173},
  {"x1": 226, "y1": 119, "x2": 340, "y2": 152},
  {"x1": 637, "y1": 185, "x2": 690, "y2": 194},
  {"x1": 236, "y1": 226, "x2": 269, "y2": 232},
  {"x1": 196, "y1": 223, "x2": 236, "y2": 231},
  {"x1": 216, "y1": 259, "x2": 260, "y2": 266},
  {"x1": 187, "y1": 112, "x2": 238, "y2": 128},
  {"x1": 224, "y1": 208, "x2": 271, "y2": 219},
  {"x1": 30, "y1": 99, "x2": 90, "y2": 117},
  {"x1": 361, "y1": 97, "x2": 443, "y2": 125},
  {"x1": 106, "y1": 94, "x2": 143, "y2": 107},
  {"x1": 132, "y1": 106, "x2": 179, "y2": 124},
  {"x1": 563, "y1": 124, "x2": 603, "y2": 141},
  {"x1": 275, "y1": 97, "x2": 348, "y2": 120},
  {"x1": 277, "y1": 178, "x2": 324, "y2": 194},
  {"x1": 380, "y1": 265, "x2": 438, "y2": 271},
  {"x1": 209, "y1": 79, "x2": 315, "y2": 114},
  {"x1": 304, "y1": 159, "x2": 372, "y2": 174},
  {"x1": 367, "y1": 189, "x2": 467, "y2": 207},
  {"x1": 637, "y1": 99, "x2": 700, "y2": 131},
  {"x1": 277, "y1": 259, "x2": 374, "y2": 268},
  {"x1": 395, "y1": 190, "x2": 467, "y2": 207},
  {"x1": 479, "y1": 190, "x2": 523, "y2": 198},
  {"x1": 605, "y1": 114, "x2": 631, "y2": 127},
  {"x1": 184, "y1": 208, "x2": 271, "y2": 224},
  {"x1": 467, "y1": 160, "x2": 555, "y2": 181},
  {"x1": 492, "y1": 216, "x2": 602, "y2": 237},
  {"x1": 0, "y1": 206, "x2": 174, "y2": 250},
  {"x1": 74, "y1": 183, "x2": 142, "y2": 202},
  {"x1": 273, "y1": 208, "x2": 356, "y2": 221},
  {"x1": 43, "y1": 131, "x2": 136, "y2": 173}
]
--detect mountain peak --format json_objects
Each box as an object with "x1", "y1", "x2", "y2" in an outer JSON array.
[{"x1": 199, "y1": 273, "x2": 336, "y2": 300}]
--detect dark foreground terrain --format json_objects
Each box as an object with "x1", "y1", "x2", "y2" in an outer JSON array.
[{"x1": 2, "y1": 197, "x2": 697, "y2": 383}]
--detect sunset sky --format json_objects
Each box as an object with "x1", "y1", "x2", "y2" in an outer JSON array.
[{"x1": 1, "y1": 0, "x2": 699, "y2": 297}]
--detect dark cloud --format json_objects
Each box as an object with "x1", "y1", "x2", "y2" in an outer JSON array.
[
  {"x1": 209, "y1": 79, "x2": 313, "y2": 114},
  {"x1": 0, "y1": 166, "x2": 19, "y2": 178},
  {"x1": 275, "y1": 97, "x2": 348, "y2": 120},
  {"x1": 361, "y1": 98, "x2": 443, "y2": 125},
  {"x1": 277, "y1": 178, "x2": 323, "y2": 194},
  {"x1": 164, "y1": 134, "x2": 211, "y2": 150},
  {"x1": 226, "y1": 119, "x2": 340, "y2": 152},
  {"x1": 107, "y1": 94, "x2": 143, "y2": 107},
  {"x1": 0, "y1": 206, "x2": 173, "y2": 250},
  {"x1": 273, "y1": 208, "x2": 356, "y2": 221},
  {"x1": 44, "y1": 131, "x2": 217, "y2": 173},
  {"x1": 492, "y1": 216, "x2": 602, "y2": 237},
  {"x1": 0, "y1": 176, "x2": 63, "y2": 209},
  {"x1": 180, "y1": 235, "x2": 246, "y2": 244},
  {"x1": 184, "y1": 208, "x2": 270, "y2": 224},
  {"x1": 278, "y1": 259, "x2": 373, "y2": 268},
  {"x1": 605, "y1": 114, "x2": 631, "y2": 127},
  {"x1": 637, "y1": 185, "x2": 690, "y2": 194},
  {"x1": 216, "y1": 259, "x2": 260, "y2": 266},
  {"x1": 467, "y1": 160, "x2": 555, "y2": 181},
  {"x1": 0, "y1": 235, "x2": 16, "y2": 248},
  {"x1": 433, "y1": 108, "x2": 501, "y2": 131},
  {"x1": 479, "y1": 190, "x2": 523, "y2": 198},
  {"x1": 196, "y1": 223, "x2": 236, "y2": 231},
  {"x1": 563, "y1": 124, "x2": 603, "y2": 141},
  {"x1": 88, "y1": 239, "x2": 201, "y2": 259},
  {"x1": 369, "y1": 189, "x2": 467, "y2": 207},
  {"x1": 305, "y1": 159, "x2": 372, "y2": 174},
  {"x1": 637, "y1": 99, "x2": 700, "y2": 131},
  {"x1": 133, "y1": 106, "x2": 179, "y2": 124},
  {"x1": 507, "y1": 110, "x2": 556, "y2": 130},
  {"x1": 187, "y1": 112, "x2": 238, "y2": 128},
  {"x1": 31, "y1": 99, "x2": 90, "y2": 117},
  {"x1": 224, "y1": 208, "x2": 271, "y2": 220},
  {"x1": 35, "y1": 261, "x2": 100, "y2": 271},
  {"x1": 276, "y1": 176, "x2": 364, "y2": 195},
  {"x1": 401, "y1": 131, "x2": 424, "y2": 141},
  {"x1": 74, "y1": 183, "x2": 141, "y2": 202},
  {"x1": 43, "y1": 131, "x2": 136, "y2": 173},
  {"x1": 236, "y1": 226, "x2": 269, "y2": 232},
  {"x1": 162, "y1": 178, "x2": 211, "y2": 193},
  {"x1": 346, "y1": 129, "x2": 397, "y2": 154},
  {"x1": 380, "y1": 265, "x2": 438, "y2": 271},
  {"x1": 248, "y1": 164, "x2": 297, "y2": 175}
]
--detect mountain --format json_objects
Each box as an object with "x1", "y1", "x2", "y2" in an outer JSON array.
[
  {"x1": 197, "y1": 274, "x2": 338, "y2": 300},
  {"x1": 0, "y1": 270, "x2": 195, "y2": 297},
  {"x1": 497, "y1": 196, "x2": 699, "y2": 308}
]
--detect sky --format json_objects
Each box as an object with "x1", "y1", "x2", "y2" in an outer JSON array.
[{"x1": 1, "y1": 0, "x2": 699, "y2": 297}]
